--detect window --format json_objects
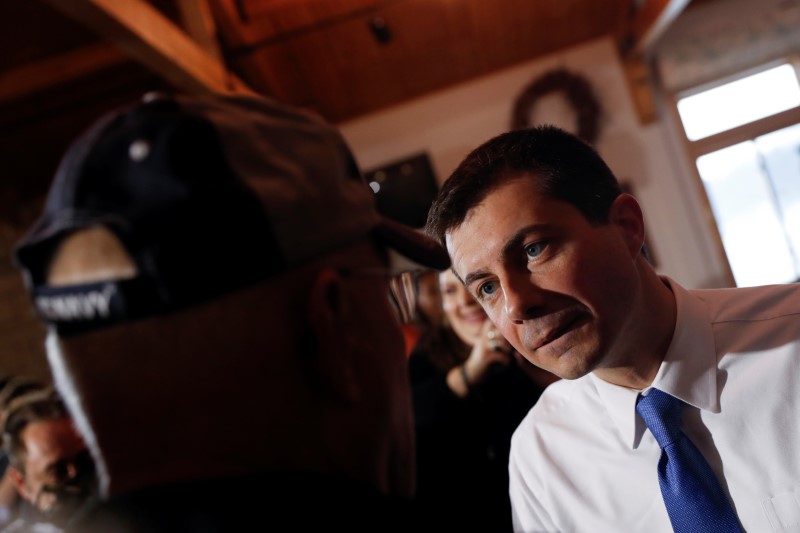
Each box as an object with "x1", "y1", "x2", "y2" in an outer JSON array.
[{"x1": 676, "y1": 61, "x2": 800, "y2": 286}]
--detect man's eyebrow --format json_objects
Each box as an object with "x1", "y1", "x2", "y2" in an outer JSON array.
[
  {"x1": 462, "y1": 224, "x2": 553, "y2": 288},
  {"x1": 463, "y1": 269, "x2": 491, "y2": 289},
  {"x1": 501, "y1": 224, "x2": 552, "y2": 259}
]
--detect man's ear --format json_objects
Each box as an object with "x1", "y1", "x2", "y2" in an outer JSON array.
[
  {"x1": 609, "y1": 193, "x2": 646, "y2": 258},
  {"x1": 306, "y1": 269, "x2": 360, "y2": 404},
  {"x1": 8, "y1": 466, "x2": 32, "y2": 503}
]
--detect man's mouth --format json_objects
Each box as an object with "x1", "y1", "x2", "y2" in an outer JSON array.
[{"x1": 532, "y1": 311, "x2": 589, "y2": 350}]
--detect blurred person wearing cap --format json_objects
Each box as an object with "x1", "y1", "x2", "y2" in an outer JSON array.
[
  {"x1": 1, "y1": 388, "x2": 95, "y2": 533},
  {"x1": 13, "y1": 92, "x2": 449, "y2": 532}
]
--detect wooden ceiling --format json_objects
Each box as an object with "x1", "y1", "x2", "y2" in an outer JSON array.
[
  {"x1": 0, "y1": 0, "x2": 692, "y2": 229},
  {"x1": 212, "y1": 0, "x2": 633, "y2": 122}
]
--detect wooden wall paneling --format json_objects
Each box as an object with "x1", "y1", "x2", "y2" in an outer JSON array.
[
  {"x1": 584, "y1": 0, "x2": 632, "y2": 45},
  {"x1": 508, "y1": 0, "x2": 568, "y2": 59},
  {"x1": 373, "y1": 1, "x2": 477, "y2": 96},
  {"x1": 468, "y1": 0, "x2": 575, "y2": 70},
  {"x1": 240, "y1": 0, "x2": 381, "y2": 23},
  {"x1": 313, "y1": 14, "x2": 400, "y2": 119},
  {"x1": 284, "y1": 21, "x2": 362, "y2": 119},
  {"x1": 234, "y1": 21, "x2": 368, "y2": 118},
  {"x1": 207, "y1": 0, "x2": 267, "y2": 46},
  {"x1": 463, "y1": 0, "x2": 519, "y2": 72},
  {"x1": 231, "y1": 3, "x2": 385, "y2": 120},
  {"x1": 237, "y1": 0, "x2": 489, "y2": 121},
  {"x1": 216, "y1": 0, "x2": 635, "y2": 122},
  {"x1": 228, "y1": 42, "x2": 307, "y2": 104}
]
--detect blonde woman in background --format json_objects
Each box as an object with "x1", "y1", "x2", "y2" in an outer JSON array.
[{"x1": 408, "y1": 270, "x2": 557, "y2": 532}]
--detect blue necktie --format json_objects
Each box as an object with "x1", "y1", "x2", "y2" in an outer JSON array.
[{"x1": 636, "y1": 389, "x2": 742, "y2": 533}]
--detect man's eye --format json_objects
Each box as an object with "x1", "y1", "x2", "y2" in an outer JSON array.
[
  {"x1": 525, "y1": 242, "x2": 546, "y2": 259},
  {"x1": 478, "y1": 281, "x2": 498, "y2": 298}
]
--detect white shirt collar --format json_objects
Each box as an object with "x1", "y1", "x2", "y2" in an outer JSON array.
[{"x1": 590, "y1": 277, "x2": 720, "y2": 450}]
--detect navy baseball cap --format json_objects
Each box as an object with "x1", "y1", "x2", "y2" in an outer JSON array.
[{"x1": 15, "y1": 92, "x2": 449, "y2": 335}]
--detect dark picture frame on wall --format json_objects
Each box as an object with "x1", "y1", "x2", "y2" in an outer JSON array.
[{"x1": 364, "y1": 152, "x2": 438, "y2": 229}]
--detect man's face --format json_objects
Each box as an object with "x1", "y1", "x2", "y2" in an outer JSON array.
[
  {"x1": 14, "y1": 417, "x2": 95, "y2": 521},
  {"x1": 446, "y1": 177, "x2": 641, "y2": 379}
]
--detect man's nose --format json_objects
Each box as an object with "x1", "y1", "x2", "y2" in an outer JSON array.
[{"x1": 503, "y1": 271, "x2": 544, "y2": 324}]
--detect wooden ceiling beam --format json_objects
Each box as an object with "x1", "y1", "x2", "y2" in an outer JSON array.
[
  {"x1": 626, "y1": 0, "x2": 691, "y2": 55},
  {"x1": 619, "y1": 0, "x2": 692, "y2": 125},
  {"x1": 176, "y1": 0, "x2": 223, "y2": 62},
  {"x1": 43, "y1": 0, "x2": 255, "y2": 96},
  {"x1": 0, "y1": 43, "x2": 125, "y2": 103}
]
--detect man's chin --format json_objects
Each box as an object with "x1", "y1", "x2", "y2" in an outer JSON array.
[{"x1": 529, "y1": 350, "x2": 597, "y2": 381}]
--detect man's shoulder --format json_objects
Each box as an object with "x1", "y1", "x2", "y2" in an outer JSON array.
[
  {"x1": 688, "y1": 282, "x2": 800, "y2": 358},
  {"x1": 690, "y1": 282, "x2": 800, "y2": 324}
]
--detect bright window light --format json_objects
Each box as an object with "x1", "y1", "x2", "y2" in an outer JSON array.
[
  {"x1": 678, "y1": 64, "x2": 800, "y2": 141},
  {"x1": 696, "y1": 122, "x2": 800, "y2": 286}
]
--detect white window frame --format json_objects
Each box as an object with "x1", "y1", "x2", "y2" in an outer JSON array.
[{"x1": 668, "y1": 54, "x2": 800, "y2": 286}]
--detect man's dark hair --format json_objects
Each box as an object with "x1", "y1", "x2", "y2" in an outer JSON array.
[
  {"x1": 2, "y1": 388, "x2": 69, "y2": 472},
  {"x1": 425, "y1": 126, "x2": 622, "y2": 245}
]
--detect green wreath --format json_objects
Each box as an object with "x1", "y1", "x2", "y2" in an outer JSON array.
[{"x1": 511, "y1": 68, "x2": 602, "y2": 144}]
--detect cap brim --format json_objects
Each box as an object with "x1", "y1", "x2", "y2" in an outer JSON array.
[{"x1": 371, "y1": 217, "x2": 451, "y2": 273}]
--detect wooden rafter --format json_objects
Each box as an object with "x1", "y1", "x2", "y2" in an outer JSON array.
[
  {"x1": 43, "y1": 0, "x2": 255, "y2": 96},
  {"x1": 619, "y1": 0, "x2": 692, "y2": 125},
  {"x1": 626, "y1": 0, "x2": 691, "y2": 54},
  {"x1": 176, "y1": 0, "x2": 223, "y2": 62},
  {"x1": 0, "y1": 44, "x2": 125, "y2": 103},
  {"x1": 622, "y1": 54, "x2": 658, "y2": 125}
]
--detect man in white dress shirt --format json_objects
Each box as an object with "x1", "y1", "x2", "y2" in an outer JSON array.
[{"x1": 425, "y1": 125, "x2": 800, "y2": 532}]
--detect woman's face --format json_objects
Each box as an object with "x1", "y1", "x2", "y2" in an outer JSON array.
[{"x1": 439, "y1": 269, "x2": 488, "y2": 347}]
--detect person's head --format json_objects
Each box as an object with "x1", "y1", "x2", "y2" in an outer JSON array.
[
  {"x1": 439, "y1": 269, "x2": 487, "y2": 347},
  {"x1": 2, "y1": 389, "x2": 95, "y2": 525},
  {"x1": 1, "y1": 378, "x2": 45, "y2": 405},
  {"x1": 426, "y1": 126, "x2": 623, "y2": 246},
  {"x1": 414, "y1": 270, "x2": 444, "y2": 328},
  {"x1": 426, "y1": 126, "x2": 651, "y2": 381},
  {"x1": 0, "y1": 378, "x2": 47, "y2": 429},
  {"x1": 14, "y1": 93, "x2": 449, "y2": 499}
]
